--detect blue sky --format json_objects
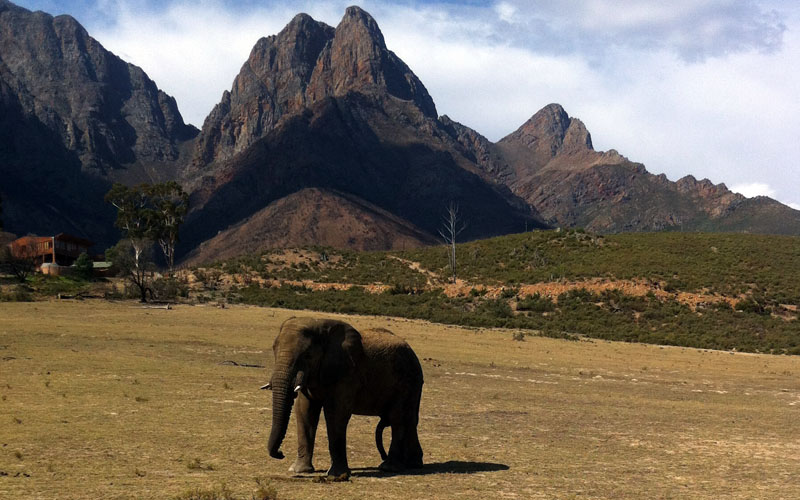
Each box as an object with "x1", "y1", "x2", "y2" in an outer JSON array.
[{"x1": 12, "y1": 0, "x2": 800, "y2": 209}]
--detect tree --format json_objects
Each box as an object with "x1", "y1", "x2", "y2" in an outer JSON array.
[
  {"x1": 147, "y1": 181, "x2": 188, "y2": 274},
  {"x1": 105, "y1": 183, "x2": 157, "y2": 302},
  {"x1": 439, "y1": 202, "x2": 467, "y2": 284},
  {"x1": 0, "y1": 244, "x2": 36, "y2": 283},
  {"x1": 105, "y1": 240, "x2": 155, "y2": 302}
]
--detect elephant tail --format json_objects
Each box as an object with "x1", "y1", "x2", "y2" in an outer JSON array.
[{"x1": 375, "y1": 419, "x2": 388, "y2": 461}]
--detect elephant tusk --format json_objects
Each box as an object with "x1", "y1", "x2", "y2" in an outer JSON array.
[
  {"x1": 294, "y1": 385, "x2": 302, "y2": 393},
  {"x1": 260, "y1": 383, "x2": 272, "y2": 390}
]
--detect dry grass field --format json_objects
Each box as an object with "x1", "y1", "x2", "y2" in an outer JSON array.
[{"x1": 1, "y1": 301, "x2": 798, "y2": 499}]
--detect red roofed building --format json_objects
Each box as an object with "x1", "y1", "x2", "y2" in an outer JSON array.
[{"x1": 8, "y1": 233, "x2": 94, "y2": 268}]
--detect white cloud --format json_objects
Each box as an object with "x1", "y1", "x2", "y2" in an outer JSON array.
[
  {"x1": 730, "y1": 183, "x2": 776, "y2": 198},
  {"x1": 789, "y1": 203, "x2": 800, "y2": 211},
  {"x1": 495, "y1": 2, "x2": 517, "y2": 24}
]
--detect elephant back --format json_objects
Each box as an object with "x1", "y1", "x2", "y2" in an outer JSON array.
[{"x1": 360, "y1": 327, "x2": 424, "y2": 386}]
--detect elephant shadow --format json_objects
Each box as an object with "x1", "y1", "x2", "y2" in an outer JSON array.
[{"x1": 350, "y1": 460, "x2": 510, "y2": 478}]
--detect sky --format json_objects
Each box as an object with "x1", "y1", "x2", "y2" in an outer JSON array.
[{"x1": 13, "y1": 0, "x2": 800, "y2": 210}]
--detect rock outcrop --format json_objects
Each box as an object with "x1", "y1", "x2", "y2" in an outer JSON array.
[{"x1": 190, "y1": 6, "x2": 436, "y2": 168}]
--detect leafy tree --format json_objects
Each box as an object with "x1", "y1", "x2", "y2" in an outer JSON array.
[
  {"x1": 105, "y1": 183, "x2": 157, "y2": 302},
  {"x1": 147, "y1": 181, "x2": 188, "y2": 273}
]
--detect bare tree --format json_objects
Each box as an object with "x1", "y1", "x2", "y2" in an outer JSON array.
[
  {"x1": 105, "y1": 239, "x2": 156, "y2": 303},
  {"x1": 439, "y1": 202, "x2": 467, "y2": 283},
  {"x1": 0, "y1": 243, "x2": 36, "y2": 283}
]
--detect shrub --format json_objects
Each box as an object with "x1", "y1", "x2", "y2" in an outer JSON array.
[
  {"x1": 152, "y1": 277, "x2": 189, "y2": 300},
  {"x1": 73, "y1": 252, "x2": 94, "y2": 280},
  {"x1": 735, "y1": 297, "x2": 770, "y2": 315},
  {"x1": 517, "y1": 293, "x2": 555, "y2": 312}
]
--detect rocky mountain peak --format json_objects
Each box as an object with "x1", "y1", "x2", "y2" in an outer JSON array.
[
  {"x1": 497, "y1": 103, "x2": 594, "y2": 173},
  {"x1": 501, "y1": 103, "x2": 593, "y2": 154},
  {"x1": 0, "y1": 1, "x2": 196, "y2": 173},
  {"x1": 340, "y1": 6, "x2": 387, "y2": 48},
  {"x1": 191, "y1": 6, "x2": 437, "y2": 169}
]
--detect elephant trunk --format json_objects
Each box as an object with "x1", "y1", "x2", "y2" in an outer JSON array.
[{"x1": 267, "y1": 366, "x2": 295, "y2": 460}]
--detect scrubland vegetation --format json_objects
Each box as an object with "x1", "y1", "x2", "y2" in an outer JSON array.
[{"x1": 202, "y1": 230, "x2": 800, "y2": 354}]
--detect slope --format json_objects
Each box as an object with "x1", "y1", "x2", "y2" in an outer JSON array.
[{"x1": 0, "y1": 0, "x2": 197, "y2": 246}]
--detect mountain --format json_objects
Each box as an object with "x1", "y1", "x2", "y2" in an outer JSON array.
[
  {"x1": 0, "y1": 0, "x2": 196, "y2": 247},
  {"x1": 179, "y1": 6, "x2": 542, "y2": 257},
  {"x1": 183, "y1": 187, "x2": 437, "y2": 265},
  {"x1": 2, "y1": 1, "x2": 798, "y2": 262},
  {"x1": 445, "y1": 103, "x2": 800, "y2": 234}
]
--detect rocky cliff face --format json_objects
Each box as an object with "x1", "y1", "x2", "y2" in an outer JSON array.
[
  {"x1": 0, "y1": 0, "x2": 197, "y2": 245},
  {"x1": 0, "y1": 1, "x2": 196, "y2": 175},
  {"x1": 191, "y1": 6, "x2": 436, "y2": 168}
]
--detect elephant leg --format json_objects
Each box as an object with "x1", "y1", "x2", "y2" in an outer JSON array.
[
  {"x1": 379, "y1": 405, "x2": 406, "y2": 472},
  {"x1": 289, "y1": 395, "x2": 321, "y2": 474},
  {"x1": 404, "y1": 389, "x2": 423, "y2": 468},
  {"x1": 380, "y1": 390, "x2": 423, "y2": 471},
  {"x1": 379, "y1": 422, "x2": 406, "y2": 472},
  {"x1": 323, "y1": 405, "x2": 352, "y2": 478}
]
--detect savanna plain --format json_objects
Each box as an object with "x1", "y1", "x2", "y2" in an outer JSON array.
[{"x1": 1, "y1": 301, "x2": 798, "y2": 499}]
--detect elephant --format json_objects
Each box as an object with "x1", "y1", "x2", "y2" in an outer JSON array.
[{"x1": 264, "y1": 317, "x2": 424, "y2": 477}]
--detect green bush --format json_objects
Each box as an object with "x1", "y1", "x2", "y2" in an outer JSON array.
[
  {"x1": 152, "y1": 277, "x2": 189, "y2": 300},
  {"x1": 517, "y1": 293, "x2": 555, "y2": 312},
  {"x1": 73, "y1": 252, "x2": 94, "y2": 280}
]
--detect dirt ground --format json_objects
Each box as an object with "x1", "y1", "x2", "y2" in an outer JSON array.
[{"x1": 1, "y1": 301, "x2": 798, "y2": 499}]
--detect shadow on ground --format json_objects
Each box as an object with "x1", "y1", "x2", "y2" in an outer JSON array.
[{"x1": 351, "y1": 461, "x2": 510, "y2": 478}]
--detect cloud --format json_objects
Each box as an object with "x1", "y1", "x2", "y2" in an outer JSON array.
[
  {"x1": 789, "y1": 203, "x2": 800, "y2": 211},
  {"x1": 730, "y1": 183, "x2": 776, "y2": 198},
  {"x1": 487, "y1": 0, "x2": 788, "y2": 61}
]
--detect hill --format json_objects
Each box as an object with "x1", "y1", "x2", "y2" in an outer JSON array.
[
  {"x1": 183, "y1": 187, "x2": 437, "y2": 265},
  {"x1": 190, "y1": 230, "x2": 800, "y2": 354}
]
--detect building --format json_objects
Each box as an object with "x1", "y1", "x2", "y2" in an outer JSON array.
[{"x1": 8, "y1": 233, "x2": 94, "y2": 269}]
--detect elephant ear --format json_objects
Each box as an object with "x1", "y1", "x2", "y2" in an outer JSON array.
[{"x1": 320, "y1": 321, "x2": 365, "y2": 384}]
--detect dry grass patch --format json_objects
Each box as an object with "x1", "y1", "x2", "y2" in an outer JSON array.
[{"x1": 0, "y1": 301, "x2": 798, "y2": 499}]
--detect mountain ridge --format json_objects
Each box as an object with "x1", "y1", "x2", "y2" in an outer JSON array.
[{"x1": 1, "y1": 1, "x2": 799, "y2": 263}]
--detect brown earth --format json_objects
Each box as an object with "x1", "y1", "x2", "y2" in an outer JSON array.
[
  {"x1": 1, "y1": 301, "x2": 798, "y2": 499},
  {"x1": 183, "y1": 255, "x2": 743, "y2": 312},
  {"x1": 183, "y1": 188, "x2": 437, "y2": 265}
]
